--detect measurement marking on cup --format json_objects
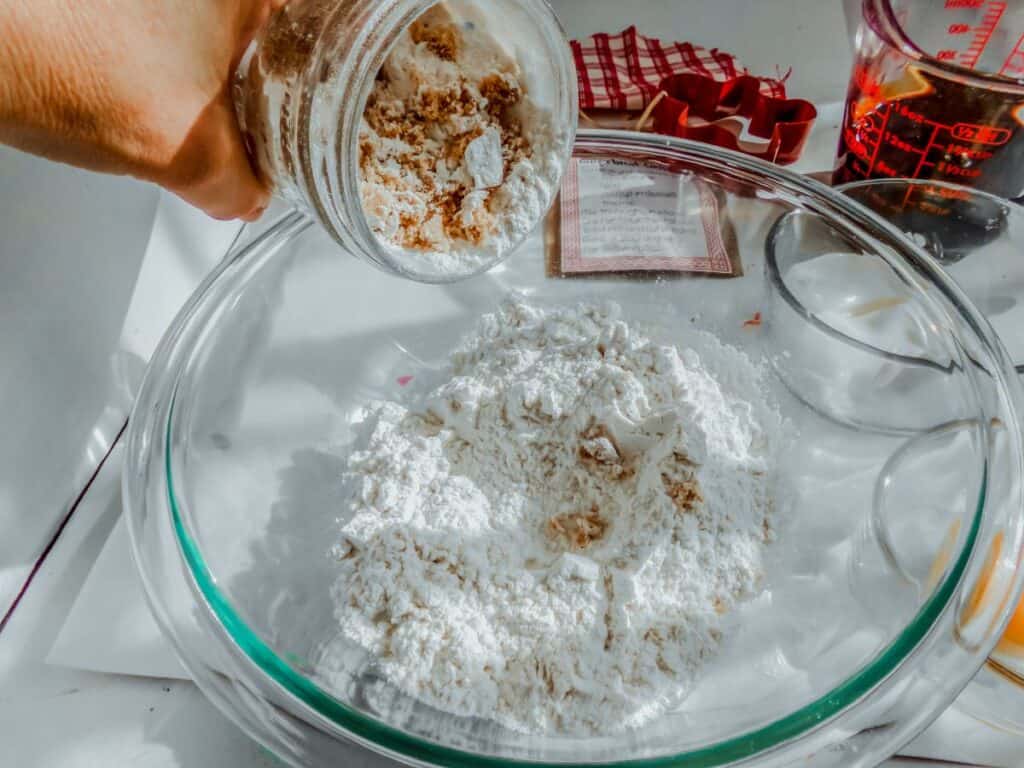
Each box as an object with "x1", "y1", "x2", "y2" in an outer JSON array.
[
  {"x1": 911, "y1": 124, "x2": 942, "y2": 180},
  {"x1": 853, "y1": 92, "x2": 1013, "y2": 183},
  {"x1": 1000, "y1": 32, "x2": 1024, "y2": 76},
  {"x1": 959, "y1": 0, "x2": 1006, "y2": 70},
  {"x1": 867, "y1": 102, "x2": 893, "y2": 177},
  {"x1": 952, "y1": 123, "x2": 1011, "y2": 145}
]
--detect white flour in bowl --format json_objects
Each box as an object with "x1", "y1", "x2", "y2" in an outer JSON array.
[{"x1": 319, "y1": 300, "x2": 783, "y2": 734}]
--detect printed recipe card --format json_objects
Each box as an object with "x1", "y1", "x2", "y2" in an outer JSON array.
[{"x1": 550, "y1": 158, "x2": 740, "y2": 277}]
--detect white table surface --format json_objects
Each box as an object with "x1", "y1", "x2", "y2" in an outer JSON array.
[{"x1": 2, "y1": 1, "x2": 1021, "y2": 766}]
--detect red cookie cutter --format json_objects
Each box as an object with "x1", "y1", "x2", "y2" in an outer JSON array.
[{"x1": 651, "y1": 73, "x2": 817, "y2": 166}]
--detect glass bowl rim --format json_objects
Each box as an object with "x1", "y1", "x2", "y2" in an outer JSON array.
[{"x1": 159, "y1": 130, "x2": 1012, "y2": 767}]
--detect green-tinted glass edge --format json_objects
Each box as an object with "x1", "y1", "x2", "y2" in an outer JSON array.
[{"x1": 166, "y1": 393, "x2": 985, "y2": 768}]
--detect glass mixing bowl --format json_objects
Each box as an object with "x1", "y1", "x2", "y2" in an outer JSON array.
[{"x1": 123, "y1": 131, "x2": 1024, "y2": 768}]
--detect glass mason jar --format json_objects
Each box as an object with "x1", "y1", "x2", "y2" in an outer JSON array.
[{"x1": 234, "y1": 0, "x2": 578, "y2": 283}]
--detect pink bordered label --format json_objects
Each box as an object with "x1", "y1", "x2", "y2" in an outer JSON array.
[{"x1": 555, "y1": 158, "x2": 736, "y2": 276}]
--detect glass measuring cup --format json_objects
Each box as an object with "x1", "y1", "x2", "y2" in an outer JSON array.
[{"x1": 836, "y1": 0, "x2": 1024, "y2": 201}]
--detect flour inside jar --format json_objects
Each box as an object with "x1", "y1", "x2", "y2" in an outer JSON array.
[{"x1": 358, "y1": 4, "x2": 563, "y2": 276}]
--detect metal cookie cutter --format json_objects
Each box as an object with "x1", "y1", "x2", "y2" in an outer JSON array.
[{"x1": 649, "y1": 73, "x2": 818, "y2": 165}]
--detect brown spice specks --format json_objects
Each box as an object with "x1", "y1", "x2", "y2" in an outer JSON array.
[
  {"x1": 446, "y1": 127, "x2": 487, "y2": 167},
  {"x1": 578, "y1": 424, "x2": 634, "y2": 481},
  {"x1": 415, "y1": 87, "x2": 472, "y2": 122},
  {"x1": 480, "y1": 74, "x2": 523, "y2": 114},
  {"x1": 546, "y1": 507, "x2": 609, "y2": 550},
  {"x1": 439, "y1": 188, "x2": 486, "y2": 245},
  {"x1": 410, "y1": 17, "x2": 460, "y2": 61},
  {"x1": 260, "y1": 0, "x2": 338, "y2": 77},
  {"x1": 359, "y1": 139, "x2": 375, "y2": 170},
  {"x1": 663, "y1": 475, "x2": 704, "y2": 513}
]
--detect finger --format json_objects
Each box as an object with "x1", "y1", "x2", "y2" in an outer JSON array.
[{"x1": 161, "y1": 92, "x2": 271, "y2": 221}]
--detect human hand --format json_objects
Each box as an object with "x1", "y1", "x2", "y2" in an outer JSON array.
[{"x1": 0, "y1": 0, "x2": 286, "y2": 221}]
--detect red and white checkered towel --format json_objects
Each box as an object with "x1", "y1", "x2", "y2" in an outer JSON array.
[{"x1": 571, "y1": 26, "x2": 787, "y2": 112}]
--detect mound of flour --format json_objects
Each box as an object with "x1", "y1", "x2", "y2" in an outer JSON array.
[{"x1": 320, "y1": 300, "x2": 782, "y2": 734}]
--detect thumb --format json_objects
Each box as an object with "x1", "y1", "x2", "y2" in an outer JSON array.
[{"x1": 161, "y1": 90, "x2": 271, "y2": 222}]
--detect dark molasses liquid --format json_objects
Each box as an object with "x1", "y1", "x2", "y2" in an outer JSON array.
[
  {"x1": 834, "y1": 60, "x2": 1024, "y2": 202},
  {"x1": 843, "y1": 182, "x2": 1008, "y2": 266}
]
